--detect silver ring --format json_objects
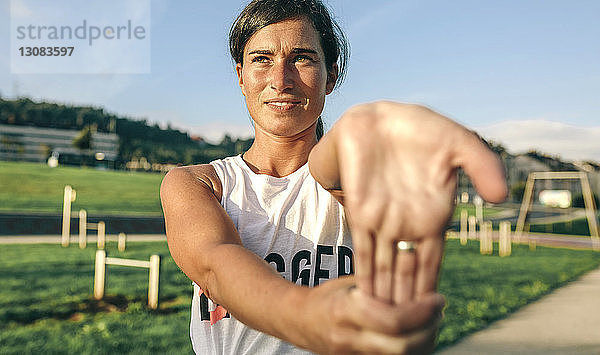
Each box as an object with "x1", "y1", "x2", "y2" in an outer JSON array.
[{"x1": 397, "y1": 241, "x2": 417, "y2": 252}]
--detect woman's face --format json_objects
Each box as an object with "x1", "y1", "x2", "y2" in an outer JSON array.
[{"x1": 236, "y1": 17, "x2": 336, "y2": 138}]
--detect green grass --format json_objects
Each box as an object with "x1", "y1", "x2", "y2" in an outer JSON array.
[
  {"x1": 0, "y1": 241, "x2": 192, "y2": 354},
  {"x1": 1, "y1": 240, "x2": 599, "y2": 353},
  {"x1": 451, "y1": 204, "x2": 506, "y2": 220},
  {"x1": 0, "y1": 161, "x2": 164, "y2": 215},
  {"x1": 437, "y1": 240, "x2": 600, "y2": 348}
]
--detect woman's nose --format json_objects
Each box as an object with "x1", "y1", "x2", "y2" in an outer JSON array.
[{"x1": 270, "y1": 60, "x2": 294, "y2": 92}]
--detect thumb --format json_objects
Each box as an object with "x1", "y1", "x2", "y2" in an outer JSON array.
[{"x1": 454, "y1": 130, "x2": 508, "y2": 203}]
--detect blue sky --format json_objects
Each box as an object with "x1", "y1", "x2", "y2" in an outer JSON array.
[{"x1": 1, "y1": 0, "x2": 599, "y2": 161}]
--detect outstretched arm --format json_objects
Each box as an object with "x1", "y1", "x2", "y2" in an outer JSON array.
[
  {"x1": 161, "y1": 164, "x2": 444, "y2": 354},
  {"x1": 309, "y1": 101, "x2": 507, "y2": 304}
]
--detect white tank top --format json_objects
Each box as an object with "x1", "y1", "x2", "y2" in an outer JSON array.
[{"x1": 190, "y1": 155, "x2": 354, "y2": 354}]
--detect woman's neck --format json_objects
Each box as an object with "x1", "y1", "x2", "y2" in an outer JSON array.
[{"x1": 242, "y1": 124, "x2": 318, "y2": 178}]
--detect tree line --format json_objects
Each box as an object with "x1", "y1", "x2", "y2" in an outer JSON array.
[{"x1": 0, "y1": 97, "x2": 253, "y2": 168}]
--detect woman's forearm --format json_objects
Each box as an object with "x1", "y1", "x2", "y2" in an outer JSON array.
[{"x1": 198, "y1": 242, "x2": 313, "y2": 346}]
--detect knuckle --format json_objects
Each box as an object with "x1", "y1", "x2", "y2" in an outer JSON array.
[
  {"x1": 418, "y1": 251, "x2": 437, "y2": 269},
  {"x1": 396, "y1": 260, "x2": 415, "y2": 277},
  {"x1": 354, "y1": 247, "x2": 371, "y2": 262},
  {"x1": 375, "y1": 260, "x2": 391, "y2": 274}
]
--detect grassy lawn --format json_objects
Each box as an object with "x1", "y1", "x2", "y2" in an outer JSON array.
[
  {"x1": 0, "y1": 242, "x2": 191, "y2": 354},
  {"x1": 451, "y1": 203, "x2": 507, "y2": 220},
  {"x1": 1, "y1": 240, "x2": 599, "y2": 353},
  {"x1": 0, "y1": 161, "x2": 164, "y2": 215},
  {"x1": 2, "y1": 161, "x2": 511, "y2": 219}
]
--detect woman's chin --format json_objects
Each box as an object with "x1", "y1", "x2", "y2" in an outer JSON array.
[{"x1": 256, "y1": 122, "x2": 316, "y2": 139}]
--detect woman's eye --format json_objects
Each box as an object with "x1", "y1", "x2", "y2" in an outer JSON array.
[
  {"x1": 251, "y1": 56, "x2": 270, "y2": 63},
  {"x1": 294, "y1": 55, "x2": 312, "y2": 63}
]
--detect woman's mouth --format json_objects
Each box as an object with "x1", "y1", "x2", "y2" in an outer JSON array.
[{"x1": 265, "y1": 100, "x2": 302, "y2": 111}]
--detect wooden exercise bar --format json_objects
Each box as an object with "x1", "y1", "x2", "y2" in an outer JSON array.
[{"x1": 94, "y1": 250, "x2": 161, "y2": 309}]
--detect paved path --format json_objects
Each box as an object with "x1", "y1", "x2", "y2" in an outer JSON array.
[
  {"x1": 0, "y1": 234, "x2": 166, "y2": 244},
  {"x1": 437, "y1": 266, "x2": 600, "y2": 354},
  {"x1": 446, "y1": 231, "x2": 600, "y2": 250}
]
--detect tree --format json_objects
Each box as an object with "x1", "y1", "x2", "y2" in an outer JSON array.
[
  {"x1": 510, "y1": 181, "x2": 527, "y2": 202},
  {"x1": 573, "y1": 193, "x2": 600, "y2": 209},
  {"x1": 73, "y1": 125, "x2": 93, "y2": 151}
]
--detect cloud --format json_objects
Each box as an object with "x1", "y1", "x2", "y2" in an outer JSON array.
[{"x1": 475, "y1": 120, "x2": 600, "y2": 162}]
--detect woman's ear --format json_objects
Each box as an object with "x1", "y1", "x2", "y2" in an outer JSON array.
[
  {"x1": 325, "y1": 63, "x2": 339, "y2": 95},
  {"x1": 236, "y1": 63, "x2": 246, "y2": 96}
]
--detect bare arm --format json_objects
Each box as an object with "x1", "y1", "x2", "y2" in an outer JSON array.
[
  {"x1": 161, "y1": 164, "x2": 444, "y2": 354},
  {"x1": 309, "y1": 101, "x2": 508, "y2": 304},
  {"x1": 161, "y1": 166, "x2": 308, "y2": 343}
]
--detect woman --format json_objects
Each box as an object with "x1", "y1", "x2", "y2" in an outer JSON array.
[{"x1": 160, "y1": 0, "x2": 507, "y2": 354}]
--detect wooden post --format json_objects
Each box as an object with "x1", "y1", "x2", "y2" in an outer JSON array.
[
  {"x1": 516, "y1": 174, "x2": 535, "y2": 242},
  {"x1": 468, "y1": 216, "x2": 477, "y2": 240},
  {"x1": 79, "y1": 209, "x2": 87, "y2": 249},
  {"x1": 499, "y1": 221, "x2": 512, "y2": 257},
  {"x1": 474, "y1": 195, "x2": 483, "y2": 224},
  {"x1": 487, "y1": 221, "x2": 494, "y2": 255},
  {"x1": 118, "y1": 233, "x2": 127, "y2": 252},
  {"x1": 480, "y1": 222, "x2": 486, "y2": 255},
  {"x1": 97, "y1": 221, "x2": 106, "y2": 249},
  {"x1": 61, "y1": 185, "x2": 76, "y2": 247},
  {"x1": 148, "y1": 255, "x2": 161, "y2": 309},
  {"x1": 94, "y1": 249, "x2": 106, "y2": 300},
  {"x1": 580, "y1": 173, "x2": 600, "y2": 248},
  {"x1": 480, "y1": 221, "x2": 493, "y2": 255},
  {"x1": 529, "y1": 238, "x2": 537, "y2": 251},
  {"x1": 93, "y1": 253, "x2": 161, "y2": 309},
  {"x1": 460, "y1": 210, "x2": 468, "y2": 245}
]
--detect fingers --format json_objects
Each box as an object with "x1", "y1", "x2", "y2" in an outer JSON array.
[
  {"x1": 332, "y1": 311, "x2": 442, "y2": 355},
  {"x1": 340, "y1": 287, "x2": 445, "y2": 336},
  {"x1": 328, "y1": 281, "x2": 445, "y2": 354},
  {"x1": 374, "y1": 239, "x2": 394, "y2": 302},
  {"x1": 351, "y1": 226, "x2": 375, "y2": 296},
  {"x1": 393, "y1": 244, "x2": 417, "y2": 304},
  {"x1": 414, "y1": 235, "x2": 444, "y2": 299},
  {"x1": 455, "y1": 130, "x2": 508, "y2": 203}
]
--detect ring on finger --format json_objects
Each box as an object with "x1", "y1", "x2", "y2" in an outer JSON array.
[{"x1": 397, "y1": 240, "x2": 417, "y2": 253}]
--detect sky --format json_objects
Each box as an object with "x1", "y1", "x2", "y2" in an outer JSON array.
[{"x1": 1, "y1": 0, "x2": 599, "y2": 162}]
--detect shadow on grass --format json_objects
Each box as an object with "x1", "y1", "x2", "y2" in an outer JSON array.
[{"x1": 2, "y1": 293, "x2": 182, "y2": 326}]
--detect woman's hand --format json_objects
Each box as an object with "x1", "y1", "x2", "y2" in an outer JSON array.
[
  {"x1": 310, "y1": 101, "x2": 507, "y2": 304},
  {"x1": 299, "y1": 276, "x2": 445, "y2": 354}
]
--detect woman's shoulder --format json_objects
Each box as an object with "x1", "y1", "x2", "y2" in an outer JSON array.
[{"x1": 161, "y1": 163, "x2": 223, "y2": 202}]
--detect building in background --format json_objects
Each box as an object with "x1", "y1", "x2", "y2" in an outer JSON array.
[{"x1": 0, "y1": 124, "x2": 118, "y2": 168}]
